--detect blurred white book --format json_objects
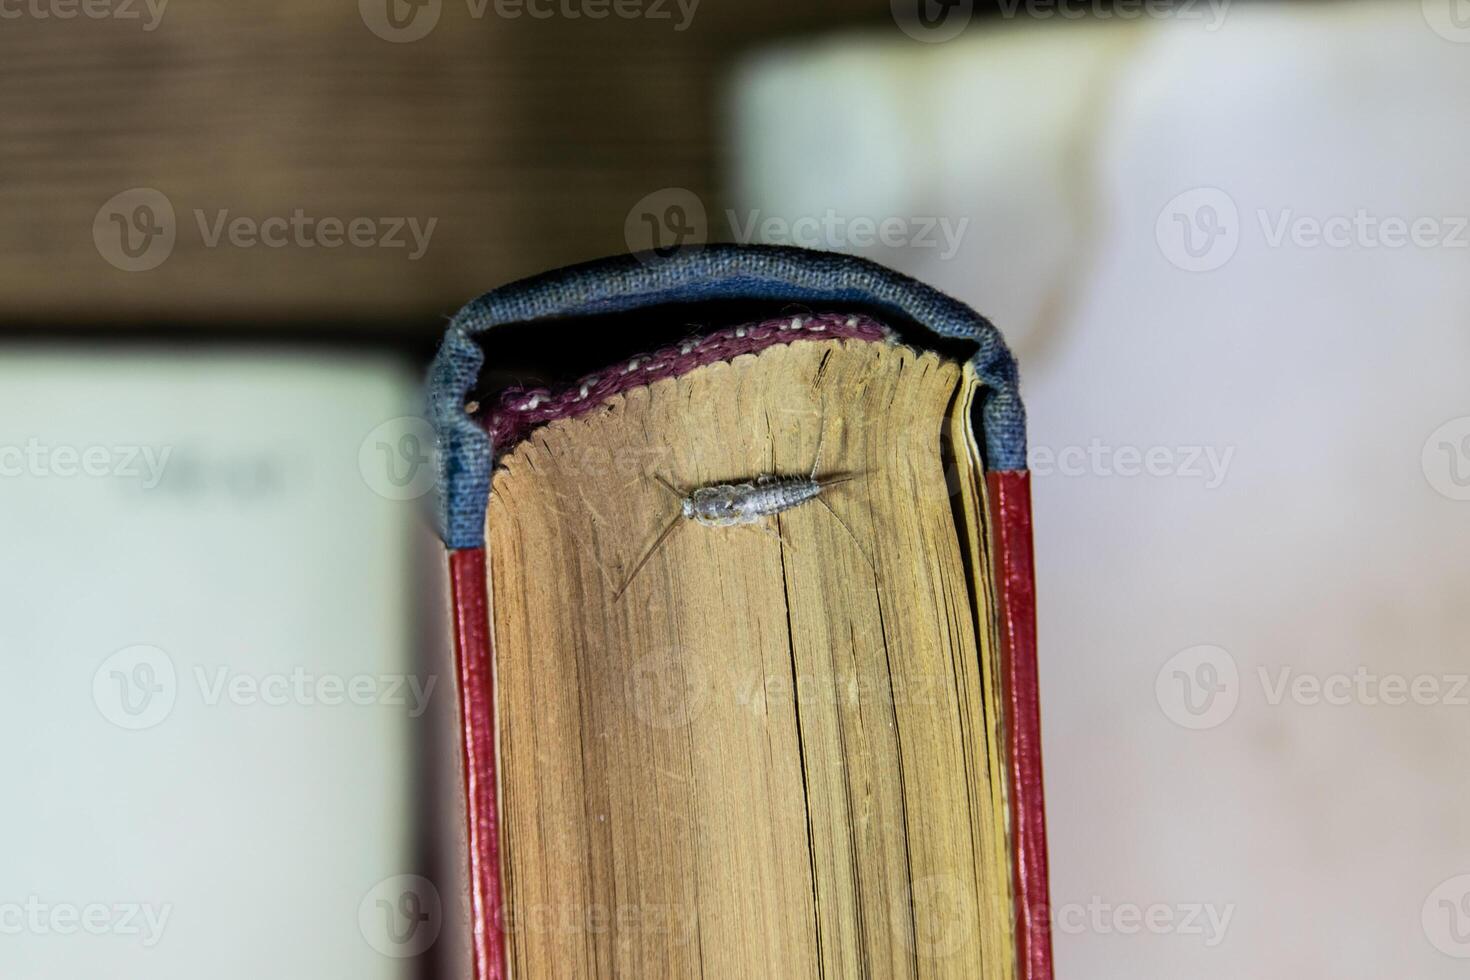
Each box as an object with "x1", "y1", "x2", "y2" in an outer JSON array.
[{"x1": 0, "y1": 349, "x2": 460, "y2": 979}]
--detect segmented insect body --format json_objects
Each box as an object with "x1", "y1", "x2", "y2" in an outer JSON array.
[
  {"x1": 614, "y1": 435, "x2": 867, "y2": 600},
  {"x1": 683, "y1": 475, "x2": 824, "y2": 527}
]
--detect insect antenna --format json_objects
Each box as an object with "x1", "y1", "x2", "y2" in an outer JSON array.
[
  {"x1": 613, "y1": 513, "x2": 683, "y2": 601},
  {"x1": 651, "y1": 472, "x2": 684, "y2": 500},
  {"x1": 809, "y1": 415, "x2": 827, "y2": 481},
  {"x1": 808, "y1": 413, "x2": 865, "y2": 487},
  {"x1": 813, "y1": 495, "x2": 878, "y2": 575}
]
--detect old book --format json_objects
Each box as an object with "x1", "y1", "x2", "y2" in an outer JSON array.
[{"x1": 431, "y1": 245, "x2": 1050, "y2": 980}]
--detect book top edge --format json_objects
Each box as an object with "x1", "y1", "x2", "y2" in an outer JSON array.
[{"x1": 429, "y1": 245, "x2": 1026, "y2": 549}]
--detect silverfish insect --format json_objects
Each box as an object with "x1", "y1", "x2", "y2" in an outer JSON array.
[{"x1": 613, "y1": 428, "x2": 871, "y2": 600}]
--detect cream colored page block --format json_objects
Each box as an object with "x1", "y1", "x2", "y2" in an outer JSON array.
[{"x1": 488, "y1": 339, "x2": 1014, "y2": 978}]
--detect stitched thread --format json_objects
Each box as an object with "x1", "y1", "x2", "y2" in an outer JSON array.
[{"x1": 484, "y1": 312, "x2": 891, "y2": 451}]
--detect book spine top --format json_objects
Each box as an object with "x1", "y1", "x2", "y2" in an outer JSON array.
[{"x1": 428, "y1": 244, "x2": 1026, "y2": 550}]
